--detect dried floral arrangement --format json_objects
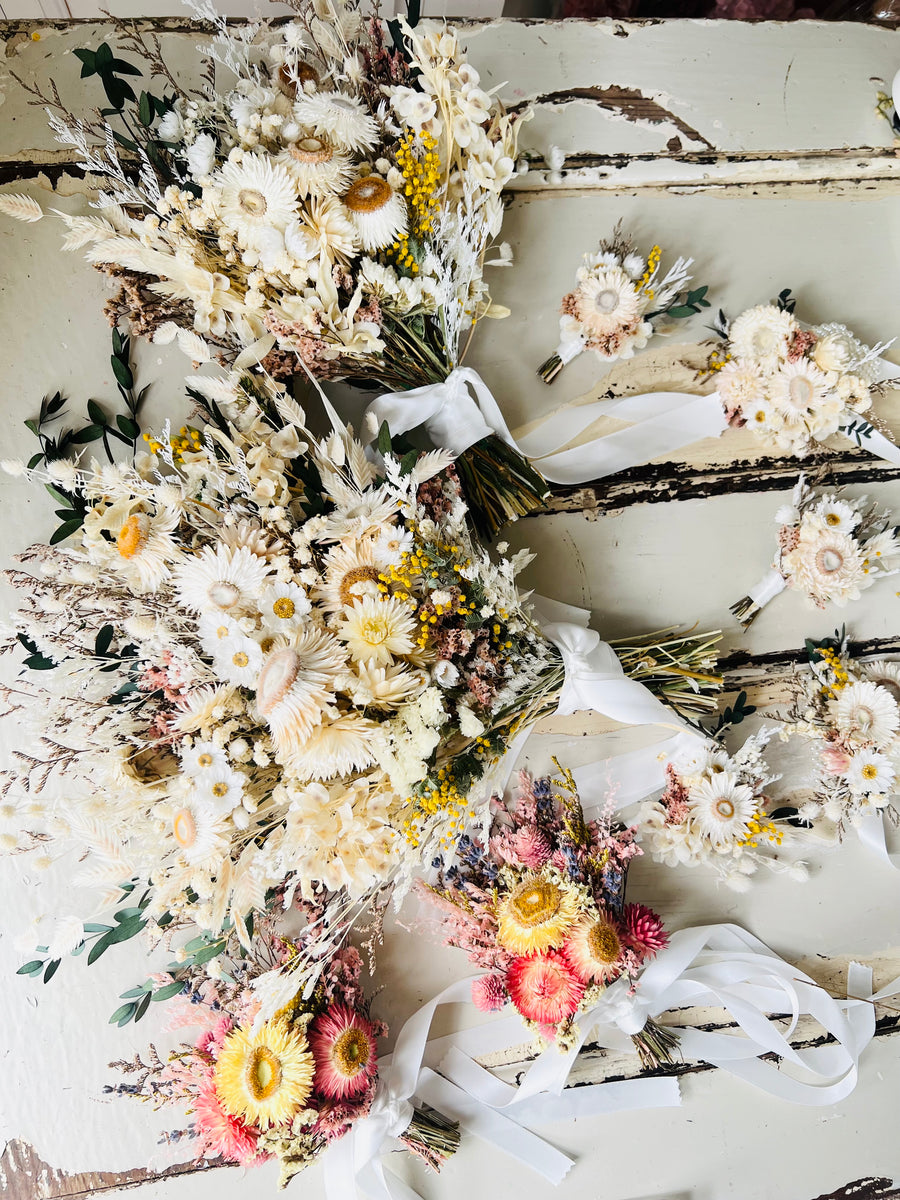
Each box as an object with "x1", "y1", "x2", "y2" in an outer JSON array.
[
  {"x1": 0, "y1": 360, "x2": 722, "y2": 1003},
  {"x1": 106, "y1": 907, "x2": 457, "y2": 1190},
  {"x1": 537, "y1": 225, "x2": 710, "y2": 383},
  {"x1": 638, "y1": 725, "x2": 805, "y2": 891},
  {"x1": 711, "y1": 290, "x2": 896, "y2": 459},
  {"x1": 417, "y1": 762, "x2": 678, "y2": 1066},
  {"x1": 731, "y1": 475, "x2": 900, "y2": 628},
  {"x1": 784, "y1": 630, "x2": 900, "y2": 831},
  {"x1": 0, "y1": 0, "x2": 547, "y2": 535}
]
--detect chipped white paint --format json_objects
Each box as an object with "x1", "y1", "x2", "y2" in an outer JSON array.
[{"x1": 2, "y1": 16, "x2": 900, "y2": 1200}]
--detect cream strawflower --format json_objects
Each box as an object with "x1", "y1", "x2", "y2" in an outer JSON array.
[
  {"x1": 342, "y1": 176, "x2": 407, "y2": 252},
  {"x1": 177, "y1": 544, "x2": 272, "y2": 616},
  {"x1": 769, "y1": 361, "x2": 835, "y2": 430},
  {"x1": 291, "y1": 715, "x2": 377, "y2": 779},
  {"x1": 717, "y1": 359, "x2": 764, "y2": 413},
  {"x1": 862, "y1": 661, "x2": 900, "y2": 706},
  {"x1": 352, "y1": 661, "x2": 425, "y2": 709},
  {"x1": 277, "y1": 134, "x2": 355, "y2": 197},
  {"x1": 340, "y1": 596, "x2": 416, "y2": 667},
  {"x1": 574, "y1": 267, "x2": 642, "y2": 338},
  {"x1": 781, "y1": 523, "x2": 866, "y2": 606},
  {"x1": 318, "y1": 539, "x2": 388, "y2": 613},
  {"x1": 174, "y1": 684, "x2": 243, "y2": 734},
  {"x1": 687, "y1": 772, "x2": 756, "y2": 847},
  {"x1": 293, "y1": 91, "x2": 378, "y2": 153},
  {"x1": 728, "y1": 304, "x2": 796, "y2": 366},
  {"x1": 216, "y1": 155, "x2": 299, "y2": 242},
  {"x1": 302, "y1": 195, "x2": 358, "y2": 260},
  {"x1": 255, "y1": 629, "x2": 345, "y2": 757},
  {"x1": 258, "y1": 581, "x2": 312, "y2": 633},
  {"x1": 110, "y1": 507, "x2": 181, "y2": 593},
  {"x1": 830, "y1": 681, "x2": 900, "y2": 748},
  {"x1": 167, "y1": 799, "x2": 230, "y2": 869},
  {"x1": 214, "y1": 633, "x2": 265, "y2": 687},
  {"x1": 845, "y1": 748, "x2": 896, "y2": 797}
]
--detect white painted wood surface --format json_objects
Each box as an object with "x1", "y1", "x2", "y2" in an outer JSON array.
[{"x1": 2, "y1": 16, "x2": 900, "y2": 1200}]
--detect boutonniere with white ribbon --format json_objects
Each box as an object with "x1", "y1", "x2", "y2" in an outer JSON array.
[
  {"x1": 783, "y1": 630, "x2": 900, "y2": 870},
  {"x1": 536, "y1": 224, "x2": 711, "y2": 384},
  {"x1": 731, "y1": 474, "x2": 900, "y2": 627}
]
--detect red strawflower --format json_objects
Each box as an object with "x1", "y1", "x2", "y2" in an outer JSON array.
[{"x1": 506, "y1": 951, "x2": 585, "y2": 1026}]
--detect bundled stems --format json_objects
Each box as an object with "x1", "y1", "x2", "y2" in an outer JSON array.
[
  {"x1": 729, "y1": 595, "x2": 762, "y2": 629},
  {"x1": 631, "y1": 1019, "x2": 682, "y2": 1070},
  {"x1": 609, "y1": 627, "x2": 724, "y2": 717},
  {"x1": 401, "y1": 1106, "x2": 461, "y2": 1171},
  {"x1": 536, "y1": 351, "x2": 564, "y2": 385}
]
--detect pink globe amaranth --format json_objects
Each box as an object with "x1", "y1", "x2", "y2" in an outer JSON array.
[
  {"x1": 505, "y1": 950, "x2": 585, "y2": 1026},
  {"x1": 472, "y1": 973, "x2": 508, "y2": 1012},
  {"x1": 624, "y1": 902, "x2": 669, "y2": 958}
]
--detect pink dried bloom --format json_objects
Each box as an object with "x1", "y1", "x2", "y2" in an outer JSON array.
[
  {"x1": 512, "y1": 824, "x2": 553, "y2": 869},
  {"x1": 778, "y1": 525, "x2": 800, "y2": 553},
  {"x1": 193, "y1": 1078, "x2": 264, "y2": 1165},
  {"x1": 563, "y1": 910, "x2": 627, "y2": 986},
  {"x1": 506, "y1": 951, "x2": 585, "y2": 1025},
  {"x1": 623, "y1": 903, "x2": 669, "y2": 959},
  {"x1": 309, "y1": 1004, "x2": 379, "y2": 1102},
  {"x1": 472, "y1": 974, "x2": 508, "y2": 1012},
  {"x1": 196, "y1": 1015, "x2": 234, "y2": 1058},
  {"x1": 660, "y1": 766, "x2": 691, "y2": 825},
  {"x1": 787, "y1": 329, "x2": 818, "y2": 362},
  {"x1": 822, "y1": 745, "x2": 852, "y2": 774}
]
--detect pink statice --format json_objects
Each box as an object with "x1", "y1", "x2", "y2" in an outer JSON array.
[{"x1": 659, "y1": 765, "x2": 691, "y2": 825}]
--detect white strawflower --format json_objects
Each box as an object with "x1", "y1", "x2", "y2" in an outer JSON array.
[
  {"x1": 255, "y1": 630, "x2": 345, "y2": 758},
  {"x1": 215, "y1": 155, "x2": 299, "y2": 242},
  {"x1": 342, "y1": 176, "x2": 408, "y2": 252},
  {"x1": 458, "y1": 706, "x2": 485, "y2": 738},
  {"x1": 167, "y1": 800, "x2": 230, "y2": 869},
  {"x1": 728, "y1": 304, "x2": 796, "y2": 366},
  {"x1": 302, "y1": 195, "x2": 359, "y2": 260},
  {"x1": 340, "y1": 596, "x2": 416, "y2": 667},
  {"x1": 277, "y1": 135, "x2": 355, "y2": 198},
  {"x1": 717, "y1": 359, "x2": 764, "y2": 412},
  {"x1": 687, "y1": 772, "x2": 756, "y2": 848},
  {"x1": 158, "y1": 108, "x2": 185, "y2": 141},
  {"x1": 575, "y1": 268, "x2": 642, "y2": 338},
  {"x1": 862, "y1": 661, "x2": 900, "y2": 706},
  {"x1": 830, "y1": 681, "x2": 900, "y2": 748},
  {"x1": 290, "y1": 715, "x2": 377, "y2": 779},
  {"x1": 186, "y1": 133, "x2": 217, "y2": 178},
  {"x1": 176, "y1": 544, "x2": 272, "y2": 616},
  {"x1": 769, "y1": 361, "x2": 834, "y2": 429},
  {"x1": 293, "y1": 91, "x2": 378, "y2": 153},
  {"x1": 781, "y1": 522, "x2": 867, "y2": 606}
]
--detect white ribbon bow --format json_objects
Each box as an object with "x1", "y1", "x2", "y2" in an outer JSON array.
[{"x1": 439, "y1": 923, "x2": 894, "y2": 1116}]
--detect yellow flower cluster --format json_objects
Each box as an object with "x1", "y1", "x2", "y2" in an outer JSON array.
[
  {"x1": 402, "y1": 764, "x2": 475, "y2": 850},
  {"x1": 142, "y1": 425, "x2": 202, "y2": 462},
  {"x1": 819, "y1": 646, "x2": 849, "y2": 699},
  {"x1": 639, "y1": 244, "x2": 662, "y2": 299},
  {"x1": 378, "y1": 533, "x2": 476, "y2": 649},
  {"x1": 702, "y1": 346, "x2": 732, "y2": 377},
  {"x1": 386, "y1": 129, "x2": 441, "y2": 273},
  {"x1": 739, "y1": 811, "x2": 783, "y2": 849}
]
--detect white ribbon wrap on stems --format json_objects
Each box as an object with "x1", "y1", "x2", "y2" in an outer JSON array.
[
  {"x1": 438, "y1": 924, "x2": 895, "y2": 1115},
  {"x1": 324, "y1": 976, "x2": 680, "y2": 1199},
  {"x1": 747, "y1": 567, "x2": 788, "y2": 609},
  {"x1": 531, "y1": 595, "x2": 700, "y2": 735}
]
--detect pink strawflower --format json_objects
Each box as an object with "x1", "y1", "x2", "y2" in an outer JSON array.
[
  {"x1": 196, "y1": 1015, "x2": 234, "y2": 1058},
  {"x1": 512, "y1": 824, "x2": 553, "y2": 869},
  {"x1": 822, "y1": 745, "x2": 852, "y2": 774},
  {"x1": 472, "y1": 974, "x2": 508, "y2": 1012},
  {"x1": 624, "y1": 903, "x2": 669, "y2": 959},
  {"x1": 193, "y1": 1078, "x2": 264, "y2": 1165},
  {"x1": 309, "y1": 1004, "x2": 378, "y2": 1101},
  {"x1": 506, "y1": 951, "x2": 585, "y2": 1025}
]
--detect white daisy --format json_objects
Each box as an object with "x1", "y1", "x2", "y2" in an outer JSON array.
[
  {"x1": 293, "y1": 91, "x2": 379, "y2": 153},
  {"x1": 342, "y1": 176, "x2": 408, "y2": 252},
  {"x1": 181, "y1": 740, "x2": 229, "y2": 777},
  {"x1": 339, "y1": 596, "x2": 417, "y2": 667},
  {"x1": 830, "y1": 681, "x2": 900, "y2": 748},
  {"x1": 176, "y1": 544, "x2": 272, "y2": 617},
  {"x1": 168, "y1": 799, "x2": 230, "y2": 869},
  {"x1": 813, "y1": 496, "x2": 860, "y2": 534},
  {"x1": 215, "y1": 155, "x2": 299, "y2": 242},
  {"x1": 197, "y1": 613, "x2": 243, "y2": 659},
  {"x1": 291, "y1": 715, "x2": 378, "y2": 779},
  {"x1": 214, "y1": 633, "x2": 265, "y2": 688},
  {"x1": 687, "y1": 772, "x2": 756, "y2": 848},
  {"x1": 192, "y1": 765, "x2": 245, "y2": 817},
  {"x1": 302, "y1": 195, "x2": 358, "y2": 260},
  {"x1": 728, "y1": 304, "x2": 796, "y2": 367},
  {"x1": 258, "y1": 581, "x2": 312, "y2": 633},
  {"x1": 845, "y1": 748, "x2": 896, "y2": 797},
  {"x1": 277, "y1": 134, "x2": 355, "y2": 198},
  {"x1": 255, "y1": 629, "x2": 345, "y2": 759},
  {"x1": 370, "y1": 522, "x2": 414, "y2": 565}
]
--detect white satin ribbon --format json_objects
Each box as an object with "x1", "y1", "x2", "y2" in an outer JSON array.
[
  {"x1": 571, "y1": 730, "x2": 703, "y2": 816},
  {"x1": 531, "y1": 595, "x2": 698, "y2": 735},
  {"x1": 440, "y1": 924, "x2": 890, "y2": 1112},
  {"x1": 364, "y1": 367, "x2": 517, "y2": 458},
  {"x1": 856, "y1": 807, "x2": 900, "y2": 871},
  {"x1": 747, "y1": 567, "x2": 788, "y2": 608},
  {"x1": 325, "y1": 976, "x2": 679, "y2": 1199}
]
